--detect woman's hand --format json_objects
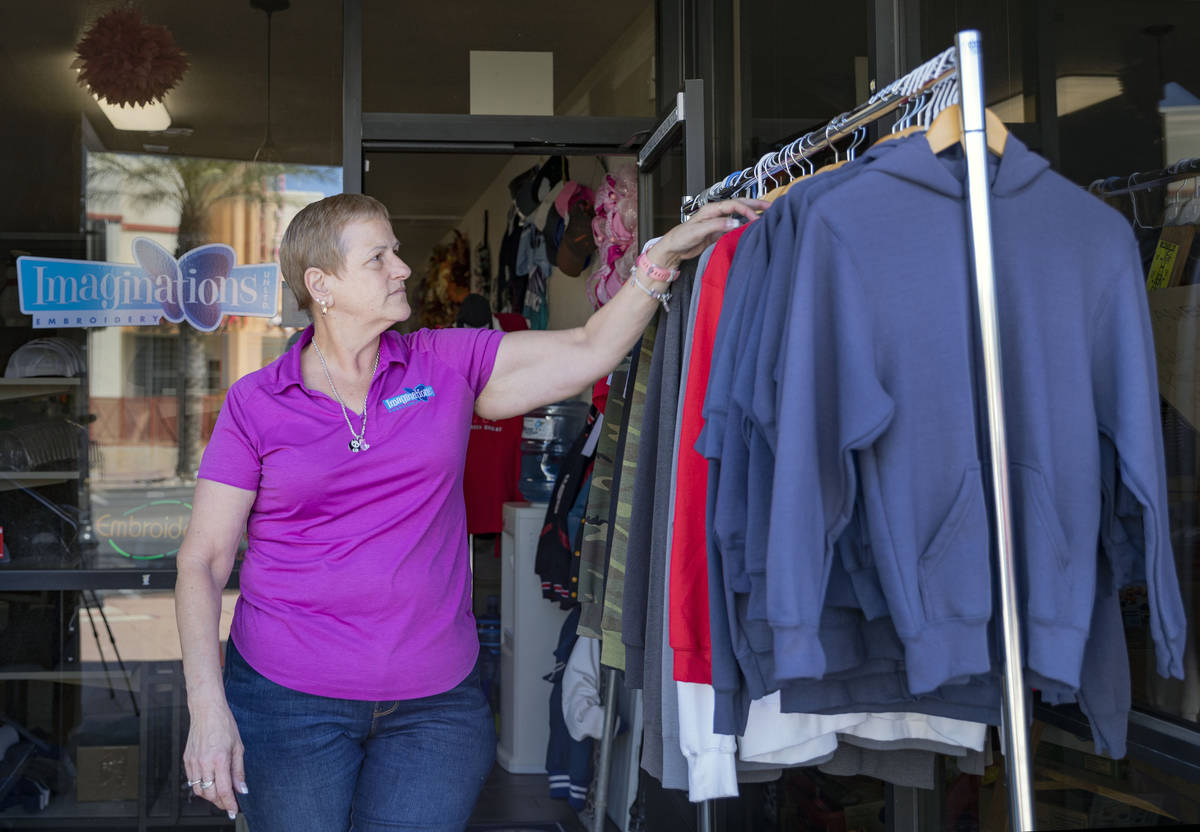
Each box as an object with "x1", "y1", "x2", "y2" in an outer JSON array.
[
  {"x1": 183, "y1": 699, "x2": 246, "y2": 820},
  {"x1": 644, "y1": 197, "x2": 768, "y2": 269}
]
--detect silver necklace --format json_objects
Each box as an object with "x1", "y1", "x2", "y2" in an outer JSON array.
[{"x1": 312, "y1": 339, "x2": 380, "y2": 453}]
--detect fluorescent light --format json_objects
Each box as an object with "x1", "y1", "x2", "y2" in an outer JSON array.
[
  {"x1": 94, "y1": 96, "x2": 171, "y2": 131},
  {"x1": 990, "y1": 76, "x2": 1123, "y2": 123}
]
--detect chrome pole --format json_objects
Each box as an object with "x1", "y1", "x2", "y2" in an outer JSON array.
[
  {"x1": 592, "y1": 667, "x2": 620, "y2": 832},
  {"x1": 955, "y1": 28, "x2": 1036, "y2": 832}
]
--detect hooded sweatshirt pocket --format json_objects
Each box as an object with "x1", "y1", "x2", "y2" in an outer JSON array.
[
  {"x1": 917, "y1": 463, "x2": 992, "y2": 623},
  {"x1": 1009, "y1": 462, "x2": 1072, "y2": 624}
]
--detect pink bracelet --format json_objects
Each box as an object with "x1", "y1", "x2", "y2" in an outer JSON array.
[
  {"x1": 629, "y1": 265, "x2": 672, "y2": 312},
  {"x1": 637, "y1": 253, "x2": 680, "y2": 284}
]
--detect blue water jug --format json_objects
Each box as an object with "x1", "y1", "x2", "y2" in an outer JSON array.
[
  {"x1": 519, "y1": 401, "x2": 589, "y2": 503},
  {"x1": 476, "y1": 595, "x2": 501, "y2": 713}
]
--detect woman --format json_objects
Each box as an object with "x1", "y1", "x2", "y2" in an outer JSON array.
[{"x1": 175, "y1": 191, "x2": 763, "y2": 831}]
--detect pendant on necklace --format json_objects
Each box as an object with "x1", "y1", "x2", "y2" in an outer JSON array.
[{"x1": 349, "y1": 439, "x2": 361, "y2": 452}]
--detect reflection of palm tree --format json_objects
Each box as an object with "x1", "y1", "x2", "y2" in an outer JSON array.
[{"x1": 88, "y1": 154, "x2": 329, "y2": 478}]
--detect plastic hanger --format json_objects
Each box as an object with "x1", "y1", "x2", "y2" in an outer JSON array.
[
  {"x1": 757, "y1": 153, "x2": 781, "y2": 198},
  {"x1": 1125, "y1": 174, "x2": 1151, "y2": 230},
  {"x1": 846, "y1": 125, "x2": 867, "y2": 161},
  {"x1": 1179, "y1": 176, "x2": 1200, "y2": 225}
]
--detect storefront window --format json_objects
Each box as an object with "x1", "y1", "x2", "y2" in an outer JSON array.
[
  {"x1": 1051, "y1": 0, "x2": 1200, "y2": 733},
  {"x1": 2, "y1": 0, "x2": 343, "y2": 821},
  {"x1": 912, "y1": 1, "x2": 1200, "y2": 827},
  {"x1": 78, "y1": 153, "x2": 340, "y2": 566}
]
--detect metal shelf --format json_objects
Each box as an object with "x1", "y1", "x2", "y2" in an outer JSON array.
[
  {"x1": 0, "y1": 471, "x2": 81, "y2": 491},
  {"x1": 0, "y1": 568, "x2": 239, "y2": 591},
  {"x1": 0, "y1": 795, "x2": 137, "y2": 825},
  {"x1": 0, "y1": 377, "x2": 81, "y2": 402},
  {"x1": 0, "y1": 670, "x2": 139, "y2": 690}
]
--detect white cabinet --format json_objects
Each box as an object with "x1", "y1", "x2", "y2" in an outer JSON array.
[{"x1": 496, "y1": 501, "x2": 567, "y2": 774}]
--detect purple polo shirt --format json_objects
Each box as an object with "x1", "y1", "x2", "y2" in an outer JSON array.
[{"x1": 198, "y1": 324, "x2": 504, "y2": 700}]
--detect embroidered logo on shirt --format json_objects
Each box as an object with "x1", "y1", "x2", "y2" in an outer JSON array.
[{"x1": 384, "y1": 385, "x2": 435, "y2": 411}]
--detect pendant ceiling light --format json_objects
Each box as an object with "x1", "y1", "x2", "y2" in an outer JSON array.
[
  {"x1": 251, "y1": 0, "x2": 290, "y2": 162},
  {"x1": 72, "y1": 7, "x2": 188, "y2": 132}
]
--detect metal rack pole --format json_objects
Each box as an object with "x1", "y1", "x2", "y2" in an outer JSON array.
[
  {"x1": 1090, "y1": 156, "x2": 1200, "y2": 198},
  {"x1": 592, "y1": 667, "x2": 620, "y2": 832},
  {"x1": 955, "y1": 29, "x2": 1036, "y2": 832}
]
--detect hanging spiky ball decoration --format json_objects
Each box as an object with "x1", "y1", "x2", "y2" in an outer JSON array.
[{"x1": 72, "y1": 8, "x2": 189, "y2": 107}]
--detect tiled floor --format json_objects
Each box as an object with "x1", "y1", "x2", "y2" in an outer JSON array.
[{"x1": 468, "y1": 766, "x2": 589, "y2": 831}]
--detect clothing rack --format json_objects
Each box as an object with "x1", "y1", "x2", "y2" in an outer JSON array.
[
  {"x1": 1089, "y1": 156, "x2": 1200, "y2": 198},
  {"x1": 595, "y1": 29, "x2": 1038, "y2": 832},
  {"x1": 596, "y1": 28, "x2": 1035, "y2": 832}
]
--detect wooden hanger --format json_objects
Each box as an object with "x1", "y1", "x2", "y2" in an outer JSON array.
[
  {"x1": 925, "y1": 104, "x2": 1008, "y2": 155},
  {"x1": 763, "y1": 182, "x2": 791, "y2": 204},
  {"x1": 814, "y1": 160, "x2": 849, "y2": 175},
  {"x1": 873, "y1": 124, "x2": 926, "y2": 147}
]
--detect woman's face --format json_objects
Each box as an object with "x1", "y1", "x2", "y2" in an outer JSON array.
[{"x1": 330, "y1": 216, "x2": 412, "y2": 325}]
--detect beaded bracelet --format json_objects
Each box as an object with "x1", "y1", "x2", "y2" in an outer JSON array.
[{"x1": 630, "y1": 265, "x2": 672, "y2": 312}]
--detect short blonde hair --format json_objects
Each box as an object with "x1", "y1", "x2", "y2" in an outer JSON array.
[{"x1": 279, "y1": 193, "x2": 391, "y2": 310}]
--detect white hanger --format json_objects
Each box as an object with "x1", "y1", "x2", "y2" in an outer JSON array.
[{"x1": 1128, "y1": 175, "x2": 1152, "y2": 230}]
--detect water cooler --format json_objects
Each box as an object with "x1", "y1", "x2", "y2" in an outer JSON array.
[{"x1": 497, "y1": 501, "x2": 568, "y2": 773}]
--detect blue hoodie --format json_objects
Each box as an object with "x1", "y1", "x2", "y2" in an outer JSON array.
[
  {"x1": 698, "y1": 136, "x2": 1152, "y2": 757},
  {"x1": 701, "y1": 138, "x2": 965, "y2": 731},
  {"x1": 764, "y1": 134, "x2": 1186, "y2": 699}
]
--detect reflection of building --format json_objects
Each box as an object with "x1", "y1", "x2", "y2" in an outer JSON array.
[{"x1": 84, "y1": 159, "x2": 329, "y2": 482}]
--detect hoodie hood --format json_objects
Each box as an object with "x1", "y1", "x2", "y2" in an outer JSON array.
[{"x1": 864, "y1": 131, "x2": 1051, "y2": 198}]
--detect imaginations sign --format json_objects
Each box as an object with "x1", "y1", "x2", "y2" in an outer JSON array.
[{"x1": 17, "y1": 237, "x2": 279, "y2": 330}]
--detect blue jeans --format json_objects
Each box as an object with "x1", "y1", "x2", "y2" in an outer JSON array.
[{"x1": 223, "y1": 638, "x2": 496, "y2": 832}]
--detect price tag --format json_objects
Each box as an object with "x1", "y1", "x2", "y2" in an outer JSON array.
[
  {"x1": 1147, "y1": 225, "x2": 1195, "y2": 291},
  {"x1": 1147, "y1": 240, "x2": 1180, "y2": 290}
]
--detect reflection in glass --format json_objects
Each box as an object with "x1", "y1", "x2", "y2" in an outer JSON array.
[
  {"x1": 82, "y1": 152, "x2": 339, "y2": 567},
  {"x1": 1108, "y1": 173, "x2": 1200, "y2": 731}
]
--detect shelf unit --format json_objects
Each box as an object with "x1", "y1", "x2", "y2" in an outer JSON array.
[
  {"x1": 0, "y1": 671, "x2": 137, "y2": 691},
  {"x1": 0, "y1": 471, "x2": 81, "y2": 492},
  {"x1": 0, "y1": 662, "x2": 234, "y2": 831},
  {"x1": 0, "y1": 378, "x2": 87, "y2": 491},
  {"x1": 0, "y1": 378, "x2": 81, "y2": 403}
]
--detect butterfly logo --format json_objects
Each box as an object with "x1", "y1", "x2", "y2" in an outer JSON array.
[{"x1": 132, "y1": 237, "x2": 236, "y2": 332}]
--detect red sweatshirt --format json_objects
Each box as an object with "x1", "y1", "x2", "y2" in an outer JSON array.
[{"x1": 669, "y1": 225, "x2": 749, "y2": 683}]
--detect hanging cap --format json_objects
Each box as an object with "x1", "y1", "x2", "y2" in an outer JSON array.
[
  {"x1": 513, "y1": 157, "x2": 565, "y2": 219},
  {"x1": 455, "y1": 293, "x2": 493, "y2": 328},
  {"x1": 555, "y1": 200, "x2": 597, "y2": 277},
  {"x1": 508, "y1": 164, "x2": 540, "y2": 217}
]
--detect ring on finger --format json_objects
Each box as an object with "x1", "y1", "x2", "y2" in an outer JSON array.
[
  {"x1": 187, "y1": 778, "x2": 202, "y2": 787},
  {"x1": 201, "y1": 778, "x2": 215, "y2": 789}
]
